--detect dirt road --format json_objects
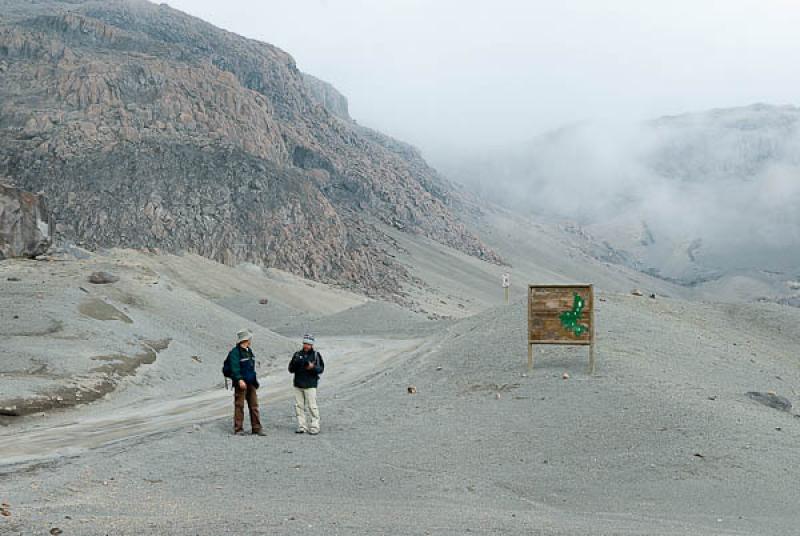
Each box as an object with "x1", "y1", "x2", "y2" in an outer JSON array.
[{"x1": 0, "y1": 337, "x2": 425, "y2": 468}]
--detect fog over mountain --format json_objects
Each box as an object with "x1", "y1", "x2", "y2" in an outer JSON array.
[{"x1": 443, "y1": 104, "x2": 800, "y2": 281}]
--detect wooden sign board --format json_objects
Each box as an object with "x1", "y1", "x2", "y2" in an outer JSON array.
[{"x1": 527, "y1": 284, "x2": 596, "y2": 373}]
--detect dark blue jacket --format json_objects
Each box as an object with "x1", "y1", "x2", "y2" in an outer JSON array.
[
  {"x1": 288, "y1": 349, "x2": 324, "y2": 389},
  {"x1": 228, "y1": 345, "x2": 259, "y2": 388}
]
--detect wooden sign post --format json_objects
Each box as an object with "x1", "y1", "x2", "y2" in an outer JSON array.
[
  {"x1": 527, "y1": 284, "x2": 596, "y2": 374},
  {"x1": 502, "y1": 273, "x2": 510, "y2": 304}
]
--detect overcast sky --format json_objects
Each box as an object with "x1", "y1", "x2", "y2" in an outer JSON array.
[{"x1": 161, "y1": 0, "x2": 800, "y2": 160}]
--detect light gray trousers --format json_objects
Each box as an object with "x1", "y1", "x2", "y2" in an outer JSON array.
[{"x1": 294, "y1": 387, "x2": 319, "y2": 432}]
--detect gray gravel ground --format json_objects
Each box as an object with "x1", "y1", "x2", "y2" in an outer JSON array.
[
  {"x1": 0, "y1": 252, "x2": 296, "y2": 422},
  {"x1": 2, "y1": 292, "x2": 799, "y2": 535},
  {"x1": 216, "y1": 295, "x2": 447, "y2": 339}
]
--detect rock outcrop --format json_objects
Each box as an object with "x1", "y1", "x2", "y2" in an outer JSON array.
[
  {"x1": 302, "y1": 73, "x2": 351, "y2": 122},
  {"x1": 0, "y1": 0, "x2": 500, "y2": 296},
  {"x1": 0, "y1": 182, "x2": 52, "y2": 259}
]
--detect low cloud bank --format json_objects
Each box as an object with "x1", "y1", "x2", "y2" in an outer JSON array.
[{"x1": 443, "y1": 104, "x2": 800, "y2": 271}]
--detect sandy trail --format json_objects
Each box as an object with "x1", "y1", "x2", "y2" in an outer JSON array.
[{"x1": 0, "y1": 337, "x2": 424, "y2": 468}]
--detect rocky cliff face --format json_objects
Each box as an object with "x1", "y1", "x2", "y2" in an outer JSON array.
[
  {"x1": 0, "y1": 182, "x2": 52, "y2": 259},
  {"x1": 0, "y1": 0, "x2": 499, "y2": 296},
  {"x1": 302, "y1": 74, "x2": 351, "y2": 122}
]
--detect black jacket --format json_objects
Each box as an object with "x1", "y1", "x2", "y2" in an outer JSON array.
[
  {"x1": 288, "y1": 349, "x2": 324, "y2": 389},
  {"x1": 228, "y1": 345, "x2": 259, "y2": 388}
]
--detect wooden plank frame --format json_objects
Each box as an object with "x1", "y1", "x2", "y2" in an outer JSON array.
[{"x1": 527, "y1": 284, "x2": 596, "y2": 374}]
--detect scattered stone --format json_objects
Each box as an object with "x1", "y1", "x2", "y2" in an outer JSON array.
[
  {"x1": 407, "y1": 386, "x2": 417, "y2": 394},
  {"x1": 649, "y1": 293, "x2": 657, "y2": 299},
  {"x1": 6, "y1": 277, "x2": 21, "y2": 282},
  {"x1": 191, "y1": 355, "x2": 202, "y2": 363},
  {"x1": 259, "y1": 298, "x2": 269, "y2": 305},
  {"x1": 631, "y1": 289, "x2": 644, "y2": 296},
  {"x1": 435, "y1": 366, "x2": 443, "y2": 371},
  {"x1": 88, "y1": 271, "x2": 119, "y2": 284},
  {"x1": 0, "y1": 405, "x2": 18, "y2": 416},
  {"x1": 693, "y1": 453, "x2": 705, "y2": 459},
  {"x1": 562, "y1": 372, "x2": 570, "y2": 380},
  {"x1": 50, "y1": 528, "x2": 63, "y2": 535},
  {"x1": 746, "y1": 392, "x2": 792, "y2": 412},
  {"x1": 708, "y1": 395, "x2": 717, "y2": 401},
  {"x1": 495, "y1": 393, "x2": 501, "y2": 400}
]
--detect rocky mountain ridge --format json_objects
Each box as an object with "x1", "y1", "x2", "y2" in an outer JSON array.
[{"x1": 0, "y1": 0, "x2": 500, "y2": 297}]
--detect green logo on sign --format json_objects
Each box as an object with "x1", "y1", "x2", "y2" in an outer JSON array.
[{"x1": 560, "y1": 293, "x2": 588, "y2": 336}]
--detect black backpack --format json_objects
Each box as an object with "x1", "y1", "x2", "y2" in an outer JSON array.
[{"x1": 222, "y1": 350, "x2": 234, "y2": 378}]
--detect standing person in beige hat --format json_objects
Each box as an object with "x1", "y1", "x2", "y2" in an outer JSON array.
[
  {"x1": 288, "y1": 334, "x2": 324, "y2": 435},
  {"x1": 225, "y1": 329, "x2": 265, "y2": 436}
]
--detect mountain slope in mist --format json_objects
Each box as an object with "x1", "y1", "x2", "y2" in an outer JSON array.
[{"x1": 445, "y1": 104, "x2": 800, "y2": 299}]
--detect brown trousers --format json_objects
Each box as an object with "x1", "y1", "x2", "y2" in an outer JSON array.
[{"x1": 233, "y1": 384, "x2": 262, "y2": 433}]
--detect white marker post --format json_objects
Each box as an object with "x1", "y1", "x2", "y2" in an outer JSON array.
[{"x1": 502, "y1": 273, "x2": 510, "y2": 304}]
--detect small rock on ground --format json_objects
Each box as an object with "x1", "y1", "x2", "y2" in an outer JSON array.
[
  {"x1": 89, "y1": 271, "x2": 119, "y2": 284},
  {"x1": 746, "y1": 391, "x2": 792, "y2": 412}
]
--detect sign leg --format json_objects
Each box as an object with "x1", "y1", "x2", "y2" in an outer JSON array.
[
  {"x1": 589, "y1": 286, "x2": 596, "y2": 375},
  {"x1": 504, "y1": 287, "x2": 509, "y2": 304},
  {"x1": 527, "y1": 343, "x2": 534, "y2": 371}
]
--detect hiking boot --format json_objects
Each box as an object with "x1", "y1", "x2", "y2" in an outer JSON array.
[
  {"x1": 295, "y1": 428, "x2": 306, "y2": 434},
  {"x1": 308, "y1": 429, "x2": 320, "y2": 436},
  {"x1": 253, "y1": 430, "x2": 267, "y2": 436},
  {"x1": 233, "y1": 430, "x2": 246, "y2": 436}
]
